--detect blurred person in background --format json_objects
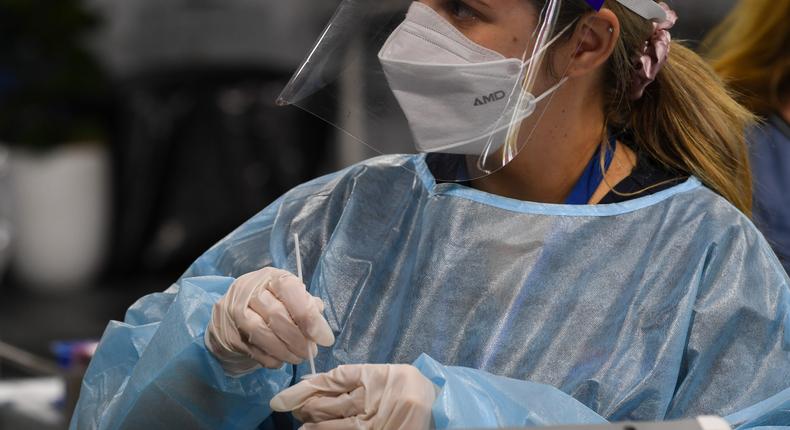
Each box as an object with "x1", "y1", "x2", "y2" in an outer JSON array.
[
  {"x1": 705, "y1": 0, "x2": 790, "y2": 272},
  {"x1": 72, "y1": 1, "x2": 790, "y2": 429}
]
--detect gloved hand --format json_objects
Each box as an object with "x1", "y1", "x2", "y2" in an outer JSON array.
[
  {"x1": 205, "y1": 267, "x2": 335, "y2": 376},
  {"x1": 270, "y1": 364, "x2": 437, "y2": 430}
]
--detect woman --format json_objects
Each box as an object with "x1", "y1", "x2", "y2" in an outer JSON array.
[
  {"x1": 705, "y1": 0, "x2": 790, "y2": 273},
  {"x1": 72, "y1": 1, "x2": 790, "y2": 429}
]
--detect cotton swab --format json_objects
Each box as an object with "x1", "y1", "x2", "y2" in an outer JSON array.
[{"x1": 293, "y1": 233, "x2": 317, "y2": 376}]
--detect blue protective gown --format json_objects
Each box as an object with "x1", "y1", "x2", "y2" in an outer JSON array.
[
  {"x1": 71, "y1": 155, "x2": 790, "y2": 429},
  {"x1": 751, "y1": 114, "x2": 790, "y2": 273}
]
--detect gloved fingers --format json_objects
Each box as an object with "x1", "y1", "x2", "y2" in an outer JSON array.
[
  {"x1": 246, "y1": 344, "x2": 284, "y2": 369},
  {"x1": 217, "y1": 328, "x2": 284, "y2": 371},
  {"x1": 205, "y1": 326, "x2": 245, "y2": 363},
  {"x1": 314, "y1": 296, "x2": 325, "y2": 313},
  {"x1": 223, "y1": 325, "x2": 255, "y2": 359},
  {"x1": 227, "y1": 276, "x2": 266, "y2": 332},
  {"x1": 209, "y1": 327, "x2": 268, "y2": 374},
  {"x1": 300, "y1": 416, "x2": 371, "y2": 430},
  {"x1": 250, "y1": 290, "x2": 312, "y2": 359},
  {"x1": 241, "y1": 308, "x2": 304, "y2": 365},
  {"x1": 265, "y1": 274, "x2": 335, "y2": 347},
  {"x1": 208, "y1": 286, "x2": 253, "y2": 353},
  {"x1": 205, "y1": 307, "x2": 235, "y2": 353},
  {"x1": 383, "y1": 394, "x2": 435, "y2": 430},
  {"x1": 293, "y1": 386, "x2": 367, "y2": 423},
  {"x1": 309, "y1": 341, "x2": 318, "y2": 358},
  {"x1": 270, "y1": 380, "x2": 321, "y2": 412},
  {"x1": 271, "y1": 365, "x2": 364, "y2": 412}
]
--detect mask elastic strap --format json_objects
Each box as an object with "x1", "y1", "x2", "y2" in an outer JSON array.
[
  {"x1": 513, "y1": 77, "x2": 568, "y2": 117},
  {"x1": 532, "y1": 77, "x2": 569, "y2": 105},
  {"x1": 522, "y1": 19, "x2": 579, "y2": 64},
  {"x1": 511, "y1": 19, "x2": 577, "y2": 116}
]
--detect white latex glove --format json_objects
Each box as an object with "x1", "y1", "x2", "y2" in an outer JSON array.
[
  {"x1": 270, "y1": 364, "x2": 437, "y2": 430},
  {"x1": 205, "y1": 267, "x2": 335, "y2": 376}
]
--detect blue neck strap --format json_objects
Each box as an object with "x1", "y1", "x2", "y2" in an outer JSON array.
[{"x1": 564, "y1": 136, "x2": 617, "y2": 205}]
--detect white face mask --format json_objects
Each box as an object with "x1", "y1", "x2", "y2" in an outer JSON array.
[{"x1": 378, "y1": 2, "x2": 570, "y2": 156}]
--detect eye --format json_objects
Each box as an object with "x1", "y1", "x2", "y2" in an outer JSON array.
[{"x1": 446, "y1": 0, "x2": 479, "y2": 22}]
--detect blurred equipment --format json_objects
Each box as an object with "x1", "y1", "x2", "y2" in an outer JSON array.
[
  {"x1": 0, "y1": 340, "x2": 64, "y2": 429},
  {"x1": 0, "y1": 340, "x2": 61, "y2": 377},
  {"x1": 0, "y1": 0, "x2": 112, "y2": 291},
  {"x1": 9, "y1": 145, "x2": 110, "y2": 292},
  {"x1": 0, "y1": 339, "x2": 98, "y2": 429},
  {"x1": 0, "y1": 0, "x2": 109, "y2": 151},
  {"x1": 84, "y1": 0, "x2": 339, "y2": 275},
  {"x1": 0, "y1": 145, "x2": 10, "y2": 283},
  {"x1": 109, "y1": 71, "x2": 333, "y2": 274},
  {"x1": 84, "y1": 0, "x2": 339, "y2": 79},
  {"x1": 0, "y1": 378, "x2": 64, "y2": 430}
]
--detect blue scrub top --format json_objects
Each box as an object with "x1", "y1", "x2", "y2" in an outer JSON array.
[{"x1": 750, "y1": 114, "x2": 790, "y2": 273}]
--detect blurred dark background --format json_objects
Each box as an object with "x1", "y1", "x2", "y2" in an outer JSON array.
[{"x1": 0, "y1": 0, "x2": 737, "y2": 427}]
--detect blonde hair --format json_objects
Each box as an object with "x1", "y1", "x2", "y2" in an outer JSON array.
[
  {"x1": 542, "y1": 0, "x2": 756, "y2": 215},
  {"x1": 703, "y1": 0, "x2": 790, "y2": 116}
]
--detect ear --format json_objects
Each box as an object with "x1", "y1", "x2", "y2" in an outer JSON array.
[{"x1": 564, "y1": 9, "x2": 620, "y2": 78}]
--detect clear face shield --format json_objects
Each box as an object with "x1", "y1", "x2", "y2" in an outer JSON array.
[{"x1": 278, "y1": 0, "x2": 666, "y2": 182}]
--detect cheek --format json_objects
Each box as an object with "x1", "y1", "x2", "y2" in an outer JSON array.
[
  {"x1": 470, "y1": 27, "x2": 534, "y2": 59},
  {"x1": 499, "y1": 9, "x2": 540, "y2": 58},
  {"x1": 418, "y1": 0, "x2": 538, "y2": 60},
  {"x1": 501, "y1": 34, "x2": 532, "y2": 59},
  {"x1": 466, "y1": 13, "x2": 538, "y2": 59}
]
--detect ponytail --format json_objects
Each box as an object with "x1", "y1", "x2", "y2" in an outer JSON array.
[
  {"x1": 630, "y1": 42, "x2": 755, "y2": 215},
  {"x1": 595, "y1": 1, "x2": 756, "y2": 216},
  {"x1": 544, "y1": 0, "x2": 756, "y2": 214}
]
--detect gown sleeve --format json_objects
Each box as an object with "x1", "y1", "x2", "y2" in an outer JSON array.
[
  {"x1": 668, "y1": 221, "x2": 790, "y2": 429},
  {"x1": 415, "y1": 222, "x2": 790, "y2": 429},
  {"x1": 69, "y1": 194, "x2": 296, "y2": 429},
  {"x1": 69, "y1": 276, "x2": 293, "y2": 430},
  {"x1": 68, "y1": 158, "x2": 386, "y2": 429},
  {"x1": 413, "y1": 354, "x2": 609, "y2": 428}
]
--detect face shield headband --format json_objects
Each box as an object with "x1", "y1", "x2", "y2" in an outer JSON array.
[{"x1": 586, "y1": 0, "x2": 667, "y2": 21}]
